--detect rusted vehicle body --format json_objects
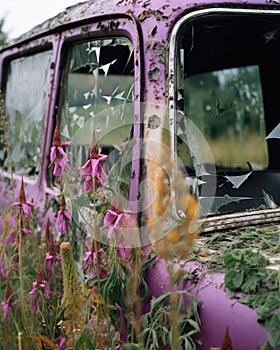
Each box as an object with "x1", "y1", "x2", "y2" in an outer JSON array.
[{"x1": 0, "y1": 0, "x2": 280, "y2": 349}]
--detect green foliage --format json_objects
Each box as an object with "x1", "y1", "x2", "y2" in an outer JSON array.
[
  {"x1": 224, "y1": 249, "x2": 280, "y2": 347},
  {"x1": 196, "y1": 226, "x2": 280, "y2": 348},
  {"x1": 139, "y1": 291, "x2": 201, "y2": 350}
]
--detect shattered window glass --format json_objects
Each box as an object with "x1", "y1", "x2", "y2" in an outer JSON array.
[
  {"x1": 184, "y1": 66, "x2": 267, "y2": 170},
  {"x1": 175, "y1": 15, "x2": 280, "y2": 214},
  {"x1": 3, "y1": 50, "x2": 52, "y2": 176},
  {"x1": 59, "y1": 37, "x2": 134, "y2": 199}
]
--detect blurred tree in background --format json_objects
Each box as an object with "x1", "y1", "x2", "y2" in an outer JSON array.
[{"x1": 0, "y1": 18, "x2": 8, "y2": 46}]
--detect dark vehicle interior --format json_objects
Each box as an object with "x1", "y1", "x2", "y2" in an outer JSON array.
[{"x1": 178, "y1": 14, "x2": 280, "y2": 214}]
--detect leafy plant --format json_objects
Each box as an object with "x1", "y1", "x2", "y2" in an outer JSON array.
[
  {"x1": 224, "y1": 248, "x2": 280, "y2": 347},
  {"x1": 140, "y1": 291, "x2": 201, "y2": 350}
]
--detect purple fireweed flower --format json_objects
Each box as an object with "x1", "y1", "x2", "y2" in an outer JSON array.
[
  {"x1": 117, "y1": 244, "x2": 131, "y2": 260},
  {"x1": 29, "y1": 266, "x2": 51, "y2": 313},
  {"x1": 29, "y1": 279, "x2": 51, "y2": 299},
  {"x1": 14, "y1": 201, "x2": 35, "y2": 218},
  {"x1": 50, "y1": 145, "x2": 71, "y2": 177},
  {"x1": 1, "y1": 301, "x2": 10, "y2": 321},
  {"x1": 82, "y1": 248, "x2": 105, "y2": 269},
  {"x1": 44, "y1": 219, "x2": 61, "y2": 277},
  {"x1": 49, "y1": 116, "x2": 71, "y2": 178},
  {"x1": 54, "y1": 336, "x2": 66, "y2": 349},
  {"x1": 14, "y1": 178, "x2": 35, "y2": 218},
  {"x1": 30, "y1": 295, "x2": 40, "y2": 314},
  {"x1": 56, "y1": 195, "x2": 71, "y2": 234},
  {"x1": 1, "y1": 283, "x2": 16, "y2": 321},
  {"x1": 57, "y1": 209, "x2": 71, "y2": 234},
  {"x1": 115, "y1": 303, "x2": 127, "y2": 343},
  {"x1": 44, "y1": 252, "x2": 61, "y2": 278},
  {"x1": 82, "y1": 240, "x2": 107, "y2": 279},
  {"x1": 5, "y1": 228, "x2": 32, "y2": 245},
  {"x1": 78, "y1": 132, "x2": 107, "y2": 191},
  {"x1": 5, "y1": 179, "x2": 35, "y2": 246},
  {"x1": 104, "y1": 207, "x2": 132, "y2": 239},
  {"x1": 56, "y1": 209, "x2": 71, "y2": 233}
]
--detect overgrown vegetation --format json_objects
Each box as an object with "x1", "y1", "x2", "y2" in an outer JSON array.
[
  {"x1": 193, "y1": 226, "x2": 280, "y2": 348},
  {"x1": 0, "y1": 101, "x2": 202, "y2": 349},
  {"x1": 224, "y1": 248, "x2": 280, "y2": 347}
]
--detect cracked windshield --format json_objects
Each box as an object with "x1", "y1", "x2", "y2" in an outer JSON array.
[{"x1": 176, "y1": 16, "x2": 280, "y2": 215}]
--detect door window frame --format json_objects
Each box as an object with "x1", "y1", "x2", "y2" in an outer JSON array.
[{"x1": 46, "y1": 16, "x2": 143, "y2": 213}]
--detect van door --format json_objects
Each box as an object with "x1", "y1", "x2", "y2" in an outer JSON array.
[{"x1": 45, "y1": 17, "x2": 143, "y2": 231}]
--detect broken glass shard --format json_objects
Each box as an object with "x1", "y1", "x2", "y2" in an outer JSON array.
[
  {"x1": 224, "y1": 171, "x2": 253, "y2": 189},
  {"x1": 265, "y1": 122, "x2": 280, "y2": 139}
]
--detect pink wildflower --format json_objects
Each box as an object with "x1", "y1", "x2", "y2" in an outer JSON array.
[
  {"x1": 29, "y1": 266, "x2": 51, "y2": 298},
  {"x1": 54, "y1": 336, "x2": 66, "y2": 349},
  {"x1": 82, "y1": 240, "x2": 107, "y2": 279},
  {"x1": 5, "y1": 179, "x2": 35, "y2": 246},
  {"x1": 44, "y1": 252, "x2": 61, "y2": 276},
  {"x1": 49, "y1": 116, "x2": 71, "y2": 178},
  {"x1": 44, "y1": 219, "x2": 61, "y2": 278},
  {"x1": 56, "y1": 195, "x2": 71, "y2": 234},
  {"x1": 5, "y1": 228, "x2": 32, "y2": 244},
  {"x1": 14, "y1": 178, "x2": 35, "y2": 218},
  {"x1": 104, "y1": 202, "x2": 136, "y2": 258},
  {"x1": 117, "y1": 244, "x2": 131, "y2": 260},
  {"x1": 78, "y1": 132, "x2": 107, "y2": 191},
  {"x1": 29, "y1": 265, "x2": 51, "y2": 314},
  {"x1": 1, "y1": 283, "x2": 16, "y2": 321},
  {"x1": 104, "y1": 206, "x2": 132, "y2": 239},
  {"x1": 115, "y1": 303, "x2": 127, "y2": 343},
  {"x1": 82, "y1": 248, "x2": 105, "y2": 269}
]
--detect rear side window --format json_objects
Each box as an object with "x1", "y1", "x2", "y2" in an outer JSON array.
[{"x1": 2, "y1": 50, "x2": 52, "y2": 177}]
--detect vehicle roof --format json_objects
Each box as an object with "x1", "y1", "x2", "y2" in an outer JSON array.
[{"x1": 1, "y1": 0, "x2": 279, "y2": 50}]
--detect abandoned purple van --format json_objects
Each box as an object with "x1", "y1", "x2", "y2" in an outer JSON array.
[{"x1": 0, "y1": 0, "x2": 280, "y2": 349}]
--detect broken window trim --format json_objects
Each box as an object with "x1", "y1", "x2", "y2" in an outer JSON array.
[{"x1": 201, "y1": 207, "x2": 280, "y2": 233}]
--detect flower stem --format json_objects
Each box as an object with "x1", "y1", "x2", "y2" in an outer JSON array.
[
  {"x1": 17, "y1": 212, "x2": 28, "y2": 335},
  {"x1": 17, "y1": 332, "x2": 23, "y2": 350}
]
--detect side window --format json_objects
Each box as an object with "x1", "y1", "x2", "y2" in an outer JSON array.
[
  {"x1": 58, "y1": 37, "x2": 134, "y2": 201},
  {"x1": 2, "y1": 50, "x2": 52, "y2": 177},
  {"x1": 175, "y1": 15, "x2": 280, "y2": 213}
]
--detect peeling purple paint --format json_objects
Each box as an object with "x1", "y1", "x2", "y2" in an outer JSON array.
[
  {"x1": 146, "y1": 259, "x2": 269, "y2": 349},
  {"x1": 1, "y1": 1, "x2": 280, "y2": 348}
]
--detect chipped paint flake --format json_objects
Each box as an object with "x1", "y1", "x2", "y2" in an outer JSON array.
[
  {"x1": 138, "y1": 10, "x2": 152, "y2": 21},
  {"x1": 148, "y1": 67, "x2": 160, "y2": 81},
  {"x1": 148, "y1": 114, "x2": 161, "y2": 129},
  {"x1": 150, "y1": 25, "x2": 157, "y2": 36}
]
